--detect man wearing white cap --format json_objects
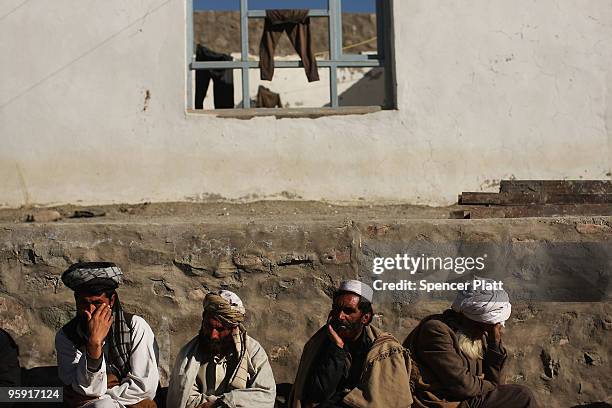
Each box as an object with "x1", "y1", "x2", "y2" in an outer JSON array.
[
  {"x1": 403, "y1": 278, "x2": 539, "y2": 408},
  {"x1": 167, "y1": 290, "x2": 276, "y2": 408},
  {"x1": 289, "y1": 280, "x2": 413, "y2": 408}
]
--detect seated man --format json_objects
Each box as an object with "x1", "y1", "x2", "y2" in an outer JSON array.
[
  {"x1": 0, "y1": 328, "x2": 21, "y2": 388},
  {"x1": 0, "y1": 328, "x2": 21, "y2": 408},
  {"x1": 403, "y1": 278, "x2": 539, "y2": 408},
  {"x1": 56, "y1": 262, "x2": 159, "y2": 408},
  {"x1": 167, "y1": 290, "x2": 276, "y2": 408},
  {"x1": 290, "y1": 280, "x2": 412, "y2": 408}
]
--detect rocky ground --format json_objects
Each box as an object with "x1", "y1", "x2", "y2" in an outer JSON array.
[
  {"x1": 0, "y1": 200, "x2": 457, "y2": 224},
  {"x1": 0, "y1": 202, "x2": 610, "y2": 407}
]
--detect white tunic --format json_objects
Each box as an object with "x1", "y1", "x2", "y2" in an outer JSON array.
[
  {"x1": 55, "y1": 315, "x2": 160, "y2": 408},
  {"x1": 167, "y1": 335, "x2": 276, "y2": 408}
]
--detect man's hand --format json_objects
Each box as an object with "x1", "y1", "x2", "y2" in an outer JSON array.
[
  {"x1": 486, "y1": 323, "x2": 502, "y2": 345},
  {"x1": 85, "y1": 304, "x2": 113, "y2": 359},
  {"x1": 197, "y1": 401, "x2": 221, "y2": 408},
  {"x1": 327, "y1": 324, "x2": 344, "y2": 349}
]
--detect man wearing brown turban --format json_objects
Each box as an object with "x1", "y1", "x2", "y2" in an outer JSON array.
[{"x1": 167, "y1": 290, "x2": 276, "y2": 408}]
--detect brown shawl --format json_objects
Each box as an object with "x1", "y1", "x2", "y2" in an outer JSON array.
[
  {"x1": 402, "y1": 310, "x2": 507, "y2": 408},
  {"x1": 289, "y1": 325, "x2": 413, "y2": 408}
]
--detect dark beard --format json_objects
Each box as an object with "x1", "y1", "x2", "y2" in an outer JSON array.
[
  {"x1": 199, "y1": 328, "x2": 232, "y2": 356},
  {"x1": 330, "y1": 317, "x2": 362, "y2": 333},
  {"x1": 78, "y1": 316, "x2": 90, "y2": 334}
]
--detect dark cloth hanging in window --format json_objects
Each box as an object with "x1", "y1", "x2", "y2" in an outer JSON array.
[
  {"x1": 195, "y1": 45, "x2": 235, "y2": 109},
  {"x1": 259, "y1": 10, "x2": 320, "y2": 83},
  {"x1": 256, "y1": 85, "x2": 282, "y2": 108}
]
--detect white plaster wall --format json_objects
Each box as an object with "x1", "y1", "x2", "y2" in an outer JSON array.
[{"x1": 0, "y1": 0, "x2": 610, "y2": 208}]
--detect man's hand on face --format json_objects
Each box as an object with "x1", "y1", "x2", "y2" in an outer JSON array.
[
  {"x1": 486, "y1": 323, "x2": 503, "y2": 345},
  {"x1": 197, "y1": 400, "x2": 221, "y2": 408},
  {"x1": 327, "y1": 324, "x2": 345, "y2": 349},
  {"x1": 85, "y1": 304, "x2": 113, "y2": 359}
]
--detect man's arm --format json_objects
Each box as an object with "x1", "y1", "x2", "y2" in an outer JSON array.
[
  {"x1": 218, "y1": 338, "x2": 276, "y2": 408},
  {"x1": 483, "y1": 325, "x2": 507, "y2": 385},
  {"x1": 55, "y1": 305, "x2": 114, "y2": 397},
  {"x1": 0, "y1": 330, "x2": 21, "y2": 388},
  {"x1": 104, "y1": 316, "x2": 159, "y2": 405},
  {"x1": 55, "y1": 330, "x2": 108, "y2": 397},
  {"x1": 185, "y1": 377, "x2": 217, "y2": 408},
  {"x1": 416, "y1": 320, "x2": 496, "y2": 400},
  {"x1": 301, "y1": 338, "x2": 348, "y2": 404},
  {"x1": 166, "y1": 336, "x2": 216, "y2": 408}
]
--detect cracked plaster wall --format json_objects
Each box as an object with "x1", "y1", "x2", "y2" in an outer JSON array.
[{"x1": 0, "y1": 0, "x2": 610, "y2": 207}]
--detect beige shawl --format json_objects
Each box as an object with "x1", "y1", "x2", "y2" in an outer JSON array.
[{"x1": 166, "y1": 331, "x2": 250, "y2": 408}]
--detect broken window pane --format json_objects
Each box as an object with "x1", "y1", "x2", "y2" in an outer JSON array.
[
  {"x1": 194, "y1": 0, "x2": 239, "y2": 10},
  {"x1": 341, "y1": 0, "x2": 377, "y2": 56},
  {"x1": 248, "y1": 16, "x2": 329, "y2": 60},
  {"x1": 194, "y1": 0, "x2": 241, "y2": 57},
  {"x1": 337, "y1": 67, "x2": 385, "y2": 107},
  {"x1": 248, "y1": 0, "x2": 328, "y2": 10}
]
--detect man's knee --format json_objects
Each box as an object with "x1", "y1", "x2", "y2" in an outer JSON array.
[
  {"x1": 81, "y1": 398, "x2": 118, "y2": 408},
  {"x1": 499, "y1": 384, "x2": 538, "y2": 407}
]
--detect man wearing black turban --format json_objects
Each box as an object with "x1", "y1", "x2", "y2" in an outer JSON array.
[{"x1": 55, "y1": 262, "x2": 159, "y2": 408}]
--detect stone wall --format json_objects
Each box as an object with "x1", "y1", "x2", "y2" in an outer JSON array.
[{"x1": 0, "y1": 215, "x2": 610, "y2": 406}]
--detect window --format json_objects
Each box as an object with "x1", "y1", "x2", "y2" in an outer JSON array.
[{"x1": 187, "y1": 0, "x2": 395, "y2": 111}]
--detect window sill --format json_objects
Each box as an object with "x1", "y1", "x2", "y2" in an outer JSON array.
[{"x1": 186, "y1": 106, "x2": 382, "y2": 119}]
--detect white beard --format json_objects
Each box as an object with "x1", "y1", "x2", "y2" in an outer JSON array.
[{"x1": 456, "y1": 330, "x2": 484, "y2": 360}]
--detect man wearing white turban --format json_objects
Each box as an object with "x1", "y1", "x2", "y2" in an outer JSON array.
[
  {"x1": 403, "y1": 278, "x2": 539, "y2": 408},
  {"x1": 289, "y1": 280, "x2": 413, "y2": 408},
  {"x1": 166, "y1": 290, "x2": 276, "y2": 408}
]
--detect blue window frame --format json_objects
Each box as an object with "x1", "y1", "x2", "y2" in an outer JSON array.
[{"x1": 187, "y1": 0, "x2": 395, "y2": 110}]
